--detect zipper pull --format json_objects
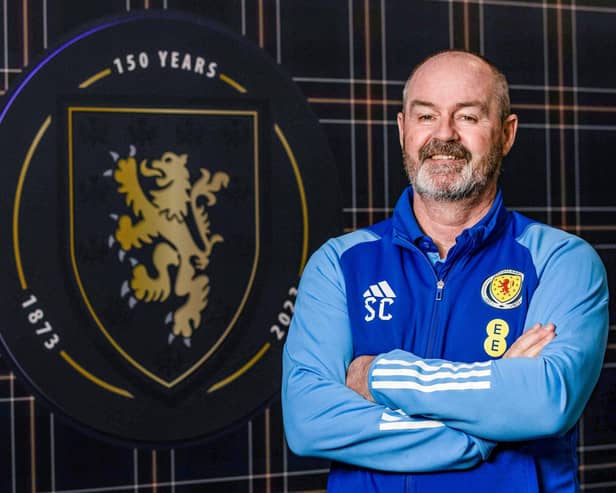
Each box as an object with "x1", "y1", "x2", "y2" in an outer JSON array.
[{"x1": 436, "y1": 280, "x2": 445, "y2": 301}]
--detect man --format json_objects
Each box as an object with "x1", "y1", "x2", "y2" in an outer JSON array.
[{"x1": 282, "y1": 50, "x2": 609, "y2": 492}]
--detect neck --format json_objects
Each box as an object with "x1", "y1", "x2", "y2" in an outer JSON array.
[{"x1": 412, "y1": 184, "x2": 497, "y2": 258}]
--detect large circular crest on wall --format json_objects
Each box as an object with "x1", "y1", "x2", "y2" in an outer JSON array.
[{"x1": 0, "y1": 11, "x2": 340, "y2": 446}]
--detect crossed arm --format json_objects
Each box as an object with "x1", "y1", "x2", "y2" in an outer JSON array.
[
  {"x1": 346, "y1": 322, "x2": 556, "y2": 402},
  {"x1": 282, "y1": 229, "x2": 608, "y2": 470},
  {"x1": 343, "y1": 231, "x2": 608, "y2": 443},
  {"x1": 282, "y1": 242, "x2": 496, "y2": 472}
]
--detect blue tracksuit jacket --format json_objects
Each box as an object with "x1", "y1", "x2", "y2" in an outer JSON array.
[{"x1": 282, "y1": 186, "x2": 608, "y2": 492}]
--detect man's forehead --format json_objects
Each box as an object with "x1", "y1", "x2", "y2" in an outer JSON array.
[
  {"x1": 409, "y1": 99, "x2": 489, "y2": 113},
  {"x1": 406, "y1": 54, "x2": 496, "y2": 109},
  {"x1": 413, "y1": 52, "x2": 492, "y2": 80}
]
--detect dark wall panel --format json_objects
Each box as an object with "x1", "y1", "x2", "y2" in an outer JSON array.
[{"x1": 0, "y1": 1, "x2": 615, "y2": 492}]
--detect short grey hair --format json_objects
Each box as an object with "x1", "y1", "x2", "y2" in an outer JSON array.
[{"x1": 401, "y1": 50, "x2": 511, "y2": 122}]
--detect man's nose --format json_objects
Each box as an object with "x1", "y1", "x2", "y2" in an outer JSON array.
[{"x1": 433, "y1": 117, "x2": 459, "y2": 141}]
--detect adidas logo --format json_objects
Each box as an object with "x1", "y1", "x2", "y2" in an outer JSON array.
[
  {"x1": 363, "y1": 280, "x2": 396, "y2": 322},
  {"x1": 363, "y1": 280, "x2": 397, "y2": 299}
]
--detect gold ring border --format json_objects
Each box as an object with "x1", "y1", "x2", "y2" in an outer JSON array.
[
  {"x1": 207, "y1": 123, "x2": 309, "y2": 393},
  {"x1": 60, "y1": 351, "x2": 134, "y2": 399},
  {"x1": 13, "y1": 115, "x2": 133, "y2": 399},
  {"x1": 207, "y1": 342, "x2": 271, "y2": 394},
  {"x1": 13, "y1": 115, "x2": 51, "y2": 289},
  {"x1": 274, "y1": 124, "x2": 310, "y2": 274},
  {"x1": 79, "y1": 68, "x2": 112, "y2": 89}
]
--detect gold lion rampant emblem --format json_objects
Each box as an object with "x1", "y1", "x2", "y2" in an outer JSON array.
[
  {"x1": 110, "y1": 146, "x2": 229, "y2": 346},
  {"x1": 490, "y1": 273, "x2": 522, "y2": 303},
  {"x1": 481, "y1": 269, "x2": 524, "y2": 309}
]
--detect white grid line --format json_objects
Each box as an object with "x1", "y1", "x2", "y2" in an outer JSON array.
[
  {"x1": 580, "y1": 443, "x2": 616, "y2": 452},
  {"x1": 10, "y1": 373, "x2": 16, "y2": 493},
  {"x1": 132, "y1": 449, "x2": 138, "y2": 493},
  {"x1": 248, "y1": 420, "x2": 254, "y2": 493},
  {"x1": 582, "y1": 480, "x2": 616, "y2": 490},
  {"x1": 294, "y1": 76, "x2": 403, "y2": 85},
  {"x1": 520, "y1": 124, "x2": 616, "y2": 131},
  {"x1": 320, "y1": 119, "x2": 396, "y2": 125},
  {"x1": 479, "y1": 0, "x2": 485, "y2": 54},
  {"x1": 342, "y1": 206, "x2": 616, "y2": 212},
  {"x1": 35, "y1": 468, "x2": 331, "y2": 493},
  {"x1": 43, "y1": 0, "x2": 47, "y2": 49},
  {"x1": 282, "y1": 434, "x2": 288, "y2": 493},
  {"x1": 542, "y1": 0, "x2": 552, "y2": 225},
  {"x1": 348, "y1": 0, "x2": 357, "y2": 230},
  {"x1": 3, "y1": 0, "x2": 8, "y2": 90},
  {"x1": 448, "y1": 0, "x2": 454, "y2": 49},
  {"x1": 510, "y1": 84, "x2": 616, "y2": 94},
  {"x1": 50, "y1": 413, "x2": 56, "y2": 493},
  {"x1": 241, "y1": 0, "x2": 246, "y2": 36},
  {"x1": 381, "y1": 0, "x2": 390, "y2": 213},
  {"x1": 580, "y1": 399, "x2": 586, "y2": 485},
  {"x1": 434, "y1": 0, "x2": 616, "y2": 14},
  {"x1": 276, "y1": 0, "x2": 281, "y2": 64},
  {"x1": 0, "y1": 396, "x2": 34, "y2": 403},
  {"x1": 572, "y1": 2, "x2": 581, "y2": 234},
  {"x1": 318, "y1": 119, "x2": 616, "y2": 132},
  {"x1": 295, "y1": 76, "x2": 616, "y2": 96},
  {"x1": 582, "y1": 462, "x2": 616, "y2": 472},
  {"x1": 170, "y1": 449, "x2": 175, "y2": 493},
  {"x1": 265, "y1": 408, "x2": 271, "y2": 493}
]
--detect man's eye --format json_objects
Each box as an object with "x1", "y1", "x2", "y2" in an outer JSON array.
[
  {"x1": 459, "y1": 114, "x2": 478, "y2": 122},
  {"x1": 418, "y1": 114, "x2": 435, "y2": 121}
]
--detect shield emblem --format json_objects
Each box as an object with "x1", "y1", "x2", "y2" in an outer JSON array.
[
  {"x1": 490, "y1": 273, "x2": 522, "y2": 304},
  {"x1": 481, "y1": 269, "x2": 524, "y2": 309},
  {"x1": 67, "y1": 102, "x2": 261, "y2": 388}
]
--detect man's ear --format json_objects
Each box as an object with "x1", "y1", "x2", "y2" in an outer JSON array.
[
  {"x1": 501, "y1": 114, "x2": 518, "y2": 157},
  {"x1": 397, "y1": 111, "x2": 405, "y2": 149}
]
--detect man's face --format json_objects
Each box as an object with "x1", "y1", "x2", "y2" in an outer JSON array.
[{"x1": 397, "y1": 54, "x2": 517, "y2": 202}]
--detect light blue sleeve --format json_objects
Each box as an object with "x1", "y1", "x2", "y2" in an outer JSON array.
[
  {"x1": 368, "y1": 225, "x2": 609, "y2": 442},
  {"x1": 282, "y1": 235, "x2": 495, "y2": 472}
]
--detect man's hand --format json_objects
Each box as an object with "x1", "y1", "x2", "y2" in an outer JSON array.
[
  {"x1": 503, "y1": 323, "x2": 556, "y2": 358},
  {"x1": 346, "y1": 355, "x2": 376, "y2": 401}
]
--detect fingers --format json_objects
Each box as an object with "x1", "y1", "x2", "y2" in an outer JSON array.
[
  {"x1": 503, "y1": 323, "x2": 556, "y2": 359},
  {"x1": 346, "y1": 355, "x2": 376, "y2": 401},
  {"x1": 517, "y1": 324, "x2": 555, "y2": 358}
]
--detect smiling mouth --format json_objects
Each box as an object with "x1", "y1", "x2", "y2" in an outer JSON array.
[
  {"x1": 428, "y1": 154, "x2": 464, "y2": 161},
  {"x1": 424, "y1": 154, "x2": 468, "y2": 166},
  {"x1": 419, "y1": 140, "x2": 472, "y2": 163}
]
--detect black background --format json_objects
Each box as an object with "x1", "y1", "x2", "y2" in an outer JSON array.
[{"x1": 0, "y1": 1, "x2": 615, "y2": 492}]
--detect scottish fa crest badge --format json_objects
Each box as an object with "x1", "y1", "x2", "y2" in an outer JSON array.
[
  {"x1": 68, "y1": 103, "x2": 261, "y2": 389},
  {"x1": 0, "y1": 12, "x2": 340, "y2": 445},
  {"x1": 481, "y1": 269, "x2": 524, "y2": 309}
]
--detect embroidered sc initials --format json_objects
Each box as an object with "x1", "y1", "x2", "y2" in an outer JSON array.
[{"x1": 363, "y1": 281, "x2": 396, "y2": 322}]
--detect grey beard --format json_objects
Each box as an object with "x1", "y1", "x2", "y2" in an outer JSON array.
[{"x1": 404, "y1": 142, "x2": 502, "y2": 202}]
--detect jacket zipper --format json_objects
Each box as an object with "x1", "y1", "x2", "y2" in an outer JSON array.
[
  {"x1": 435, "y1": 279, "x2": 445, "y2": 300},
  {"x1": 393, "y1": 233, "x2": 447, "y2": 357},
  {"x1": 425, "y1": 278, "x2": 445, "y2": 356}
]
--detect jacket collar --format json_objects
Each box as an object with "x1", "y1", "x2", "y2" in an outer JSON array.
[{"x1": 392, "y1": 186, "x2": 509, "y2": 253}]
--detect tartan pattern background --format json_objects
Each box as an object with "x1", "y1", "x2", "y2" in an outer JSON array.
[{"x1": 1, "y1": 1, "x2": 616, "y2": 492}]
